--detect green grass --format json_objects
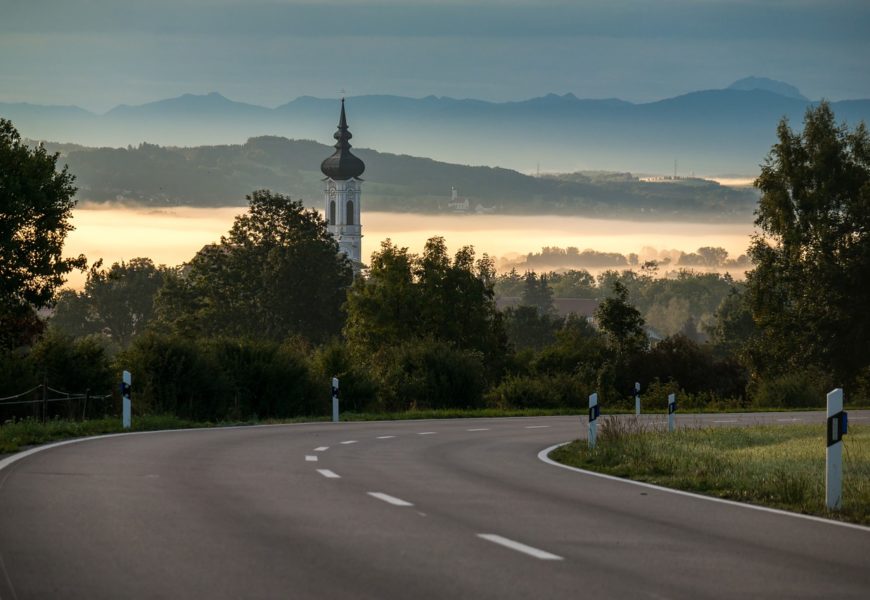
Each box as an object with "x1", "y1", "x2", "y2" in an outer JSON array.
[
  {"x1": 0, "y1": 415, "x2": 203, "y2": 454},
  {"x1": 550, "y1": 417, "x2": 870, "y2": 525}
]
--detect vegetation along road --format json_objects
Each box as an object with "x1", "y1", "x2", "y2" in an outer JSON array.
[{"x1": 0, "y1": 413, "x2": 868, "y2": 599}]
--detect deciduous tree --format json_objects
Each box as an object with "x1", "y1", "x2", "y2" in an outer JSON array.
[
  {"x1": 156, "y1": 190, "x2": 352, "y2": 343},
  {"x1": 0, "y1": 119, "x2": 85, "y2": 347},
  {"x1": 746, "y1": 102, "x2": 870, "y2": 386}
]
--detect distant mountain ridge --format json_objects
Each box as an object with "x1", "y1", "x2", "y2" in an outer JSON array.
[
  {"x1": 2, "y1": 79, "x2": 868, "y2": 175},
  {"x1": 727, "y1": 77, "x2": 808, "y2": 101}
]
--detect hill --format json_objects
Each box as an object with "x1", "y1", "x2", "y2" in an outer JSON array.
[{"x1": 41, "y1": 137, "x2": 757, "y2": 221}]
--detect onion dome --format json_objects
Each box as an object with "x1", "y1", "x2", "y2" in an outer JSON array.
[{"x1": 320, "y1": 99, "x2": 365, "y2": 180}]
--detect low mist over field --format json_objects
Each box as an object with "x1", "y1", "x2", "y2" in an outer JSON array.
[{"x1": 63, "y1": 204, "x2": 753, "y2": 289}]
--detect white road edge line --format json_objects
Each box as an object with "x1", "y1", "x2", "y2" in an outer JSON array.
[
  {"x1": 317, "y1": 469, "x2": 340, "y2": 479},
  {"x1": 417, "y1": 432, "x2": 437, "y2": 435},
  {"x1": 314, "y1": 446, "x2": 329, "y2": 452},
  {"x1": 376, "y1": 435, "x2": 396, "y2": 439},
  {"x1": 467, "y1": 428, "x2": 490, "y2": 431},
  {"x1": 305, "y1": 455, "x2": 318, "y2": 462},
  {"x1": 340, "y1": 440, "x2": 358, "y2": 445},
  {"x1": 477, "y1": 534, "x2": 563, "y2": 560},
  {"x1": 367, "y1": 492, "x2": 414, "y2": 506},
  {"x1": 538, "y1": 443, "x2": 870, "y2": 534},
  {"x1": 712, "y1": 420, "x2": 738, "y2": 423}
]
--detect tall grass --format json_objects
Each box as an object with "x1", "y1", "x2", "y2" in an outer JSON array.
[{"x1": 551, "y1": 418, "x2": 870, "y2": 524}]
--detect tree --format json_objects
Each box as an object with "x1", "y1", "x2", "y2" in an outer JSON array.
[
  {"x1": 503, "y1": 305, "x2": 563, "y2": 351},
  {"x1": 520, "y1": 271, "x2": 555, "y2": 315},
  {"x1": 746, "y1": 102, "x2": 870, "y2": 386},
  {"x1": 595, "y1": 281, "x2": 647, "y2": 357},
  {"x1": 155, "y1": 190, "x2": 353, "y2": 343},
  {"x1": 52, "y1": 258, "x2": 167, "y2": 346},
  {"x1": 0, "y1": 119, "x2": 85, "y2": 347},
  {"x1": 344, "y1": 236, "x2": 507, "y2": 377}
]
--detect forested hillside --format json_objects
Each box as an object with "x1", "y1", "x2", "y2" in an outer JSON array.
[{"x1": 42, "y1": 136, "x2": 756, "y2": 220}]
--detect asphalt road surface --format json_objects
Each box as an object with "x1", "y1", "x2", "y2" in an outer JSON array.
[{"x1": 0, "y1": 411, "x2": 868, "y2": 599}]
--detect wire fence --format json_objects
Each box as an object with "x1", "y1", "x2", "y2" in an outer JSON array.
[{"x1": 0, "y1": 383, "x2": 113, "y2": 424}]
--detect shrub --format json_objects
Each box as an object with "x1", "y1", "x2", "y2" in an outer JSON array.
[
  {"x1": 310, "y1": 340, "x2": 378, "y2": 413},
  {"x1": 28, "y1": 331, "x2": 114, "y2": 395},
  {"x1": 751, "y1": 370, "x2": 829, "y2": 409},
  {"x1": 119, "y1": 333, "x2": 320, "y2": 421},
  {"x1": 486, "y1": 372, "x2": 591, "y2": 410},
  {"x1": 372, "y1": 339, "x2": 486, "y2": 411}
]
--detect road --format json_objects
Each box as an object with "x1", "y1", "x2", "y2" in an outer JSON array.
[{"x1": 0, "y1": 411, "x2": 868, "y2": 599}]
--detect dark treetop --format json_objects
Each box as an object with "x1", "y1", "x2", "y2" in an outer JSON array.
[{"x1": 320, "y1": 99, "x2": 365, "y2": 181}]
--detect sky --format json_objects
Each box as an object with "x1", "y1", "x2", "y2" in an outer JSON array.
[{"x1": 1, "y1": 0, "x2": 869, "y2": 112}]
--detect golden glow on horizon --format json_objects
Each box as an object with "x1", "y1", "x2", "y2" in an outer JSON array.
[{"x1": 62, "y1": 205, "x2": 754, "y2": 289}]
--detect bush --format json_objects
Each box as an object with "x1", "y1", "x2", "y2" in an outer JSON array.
[
  {"x1": 118, "y1": 333, "x2": 319, "y2": 421},
  {"x1": 117, "y1": 332, "x2": 215, "y2": 419},
  {"x1": 27, "y1": 331, "x2": 114, "y2": 395},
  {"x1": 310, "y1": 340, "x2": 378, "y2": 413},
  {"x1": 751, "y1": 370, "x2": 829, "y2": 409},
  {"x1": 372, "y1": 340, "x2": 486, "y2": 411},
  {"x1": 486, "y1": 372, "x2": 592, "y2": 410}
]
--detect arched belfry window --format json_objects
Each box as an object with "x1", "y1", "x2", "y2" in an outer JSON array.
[
  {"x1": 329, "y1": 201, "x2": 336, "y2": 225},
  {"x1": 346, "y1": 200, "x2": 354, "y2": 226}
]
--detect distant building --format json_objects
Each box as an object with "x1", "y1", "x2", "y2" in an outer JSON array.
[
  {"x1": 321, "y1": 99, "x2": 365, "y2": 268},
  {"x1": 448, "y1": 186, "x2": 470, "y2": 212},
  {"x1": 447, "y1": 186, "x2": 495, "y2": 214}
]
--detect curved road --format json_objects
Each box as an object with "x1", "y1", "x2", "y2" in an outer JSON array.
[{"x1": 0, "y1": 412, "x2": 868, "y2": 599}]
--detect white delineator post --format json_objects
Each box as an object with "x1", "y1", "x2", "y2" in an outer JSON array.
[
  {"x1": 121, "y1": 370, "x2": 132, "y2": 429},
  {"x1": 588, "y1": 392, "x2": 599, "y2": 449},
  {"x1": 332, "y1": 377, "x2": 340, "y2": 423},
  {"x1": 826, "y1": 388, "x2": 848, "y2": 510},
  {"x1": 635, "y1": 381, "x2": 641, "y2": 416},
  {"x1": 667, "y1": 392, "x2": 676, "y2": 432}
]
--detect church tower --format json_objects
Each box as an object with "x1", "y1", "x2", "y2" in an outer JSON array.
[{"x1": 320, "y1": 98, "x2": 365, "y2": 266}]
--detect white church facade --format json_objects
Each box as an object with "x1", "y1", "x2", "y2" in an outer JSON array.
[{"x1": 320, "y1": 99, "x2": 365, "y2": 267}]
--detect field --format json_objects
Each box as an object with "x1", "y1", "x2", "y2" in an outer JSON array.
[{"x1": 551, "y1": 418, "x2": 870, "y2": 524}]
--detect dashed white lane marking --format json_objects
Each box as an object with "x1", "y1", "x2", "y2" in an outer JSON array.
[
  {"x1": 317, "y1": 469, "x2": 340, "y2": 479},
  {"x1": 377, "y1": 435, "x2": 396, "y2": 439},
  {"x1": 477, "y1": 534, "x2": 563, "y2": 560},
  {"x1": 418, "y1": 432, "x2": 437, "y2": 435},
  {"x1": 340, "y1": 440, "x2": 358, "y2": 445},
  {"x1": 525, "y1": 425, "x2": 550, "y2": 429},
  {"x1": 713, "y1": 419, "x2": 738, "y2": 423},
  {"x1": 305, "y1": 455, "x2": 318, "y2": 462},
  {"x1": 368, "y1": 492, "x2": 414, "y2": 507},
  {"x1": 314, "y1": 446, "x2": 329, "y2": 452},
  {"x1": 467, "y1": 428, "x2": 490, "y2": 431}
]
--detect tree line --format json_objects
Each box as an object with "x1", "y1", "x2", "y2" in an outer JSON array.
[{"x1": 1, "y1": 102, "x2": 868, "y2": 422}]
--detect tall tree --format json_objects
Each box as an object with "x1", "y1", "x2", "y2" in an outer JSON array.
[
  {"x1": 0, "y1": 119, "x2": 85, "y2": 347},
  {"x1": 520, "y1": 271, "x2": 555, "y2": 315},
  {"x1": 746, "y1": 102, "x2": 870, "y2": 385},
  {"x1": 595, "y1": 281, "x2": 647, "y2": 357},
  {"x1": 156, "y1": 190, "x2": 353, "y2": 343}
]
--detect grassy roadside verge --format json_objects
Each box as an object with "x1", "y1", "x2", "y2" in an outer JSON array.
[{"x1": 550, "y1": 417, "x2": 870, "y2": 525}]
